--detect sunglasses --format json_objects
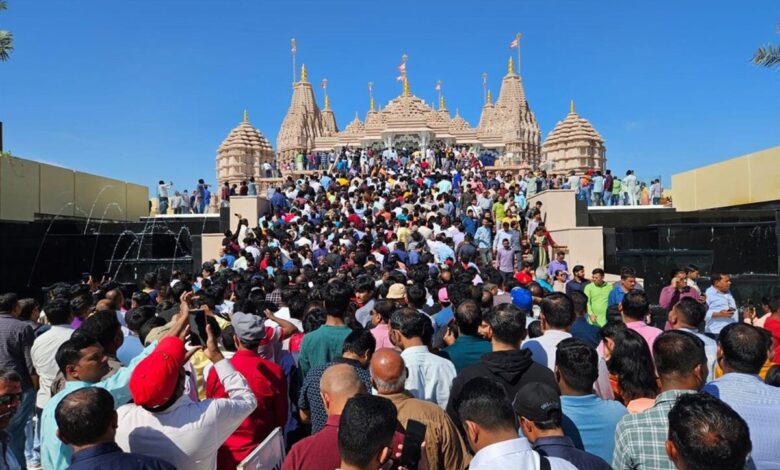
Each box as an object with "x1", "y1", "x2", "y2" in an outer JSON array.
[{"x1": 0, "y1": 393, "x2": 21, "y2": 406}]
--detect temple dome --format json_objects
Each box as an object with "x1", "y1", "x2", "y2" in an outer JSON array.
[
  {"x1": 543, "y1": 105, "x2": 604, "y2": 146},
  {"x1": 541, "y1": 101, "x2": 606, "y2": 173},
  {"x1": 379, "y1": 94, "x2": 435, "y2": 121},
  {"x1": 449, "y1": 113, "x2": 471, "y2": 133},
  {"x1": 216, "y1": 114, "x2": 275, "y2": 186},
  {"x1": 342, "y1": 114, "x2": 365, "y2": 136},
  {"x1": 427, "y1": 106, "x2": 451, "y2": 131},
  {"x1": 364, "y1": 109, "x2": 386, "y2": 131}
]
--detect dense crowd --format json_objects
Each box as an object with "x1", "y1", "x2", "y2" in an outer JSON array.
[{"x1": 1, "y1": 149, "x2": 778, "y2": 470}]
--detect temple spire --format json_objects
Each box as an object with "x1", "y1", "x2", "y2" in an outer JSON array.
[
  {"x1": 324, "y1": 95, "x2": 330, "y2": 110},
  {"x1": 300, "y1": 63, "x2": 308, "y2": 82},
  {"x1": 243, "y1": 109, "x2": 248, "y2": 122},
  {"x1": 486, "y1": 89, "x2": 493, "y2": 105},
  {"x1": 370, "y1": 96, "x2": 375, "y2": 112},
  {"x1": 403, "y1": 77, "x2": 410, "y2": 97},
  {"x1": 439, "y1": 94, "x2": 446, "y2": 111},
  {"x1": 508, "y1": 56, "x2": 515, "y2": 75},
  {"x1": 570, "y1": 100, "x2": 575, "y2": 114}
]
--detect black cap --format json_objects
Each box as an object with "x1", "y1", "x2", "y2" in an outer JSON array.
[{"x1": 512, "y1": 382, "x2": 561, "y2": 423}]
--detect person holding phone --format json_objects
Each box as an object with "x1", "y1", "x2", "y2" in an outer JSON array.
[{"x1": 704, "y1": 273, "x2": 738, "y2": 336}]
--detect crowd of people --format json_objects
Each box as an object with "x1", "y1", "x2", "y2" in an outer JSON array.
[
  {"x1": 156, "y1": 179, "x2": 213, "y2": 215},
  {"x1": 157, "y1": 146, "x2": 666, "y2": 216},
  {"x1": 2, "y1": 149, "x2": 778, "y2": 470}
]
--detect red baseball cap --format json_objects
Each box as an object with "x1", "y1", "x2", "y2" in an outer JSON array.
[
  {"x1": 514, "y1": 272, "x2": 533, "y2": 285},
  {"x1": 129, "y1": 336, "x2": 186, "y2": 408}
]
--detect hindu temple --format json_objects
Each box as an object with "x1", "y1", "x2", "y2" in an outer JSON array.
[{"x1": 215, "y1": 39, "x2": 608, "y2": 184}]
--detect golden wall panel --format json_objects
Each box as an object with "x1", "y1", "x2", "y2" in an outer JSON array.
[
  {"x1": 0, "y1": 156, "x2": 41, "y2": 221},
  {"x1": 126, "y1": 183, "x2": 150, "y2": 220},
  {"x1": 672, "y1": 146, "x2": 780, "y2": 211},
  {"x1": 74, "y1": 172, "x2": 128, "y2": 222},
  {"x1": 39, "y1": 164, "x2": 75, "y2": 217}
]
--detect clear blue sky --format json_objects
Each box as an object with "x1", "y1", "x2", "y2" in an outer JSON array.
[{"x1": 1, "y1": 0, "x2": 778, "y2": 192}]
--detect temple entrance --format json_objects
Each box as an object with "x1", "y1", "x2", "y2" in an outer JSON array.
[{"x1": 393, "y1": 134, "x2": 421, "y2": 154}]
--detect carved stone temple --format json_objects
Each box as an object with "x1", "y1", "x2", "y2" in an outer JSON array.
[{"x1": 215, "y1": 38, "x2": 607, "y2": 184}]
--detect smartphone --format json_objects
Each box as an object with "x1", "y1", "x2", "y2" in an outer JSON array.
[
  {"x1": 398, "y1": 419, "x2": 426, "y2": 470},
  {"x1": 188, "y1": 309, "x2": 207, "y2": 346}
]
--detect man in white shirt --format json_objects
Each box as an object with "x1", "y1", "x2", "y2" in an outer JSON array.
[
  {"x1": 389, "y1": 308, "x2": 456, "y2": 408},
  {"x1": 668, "y1": 297, "x2": 717, "y2": 381},
  {"x1": 522, "y1": 293, "x2": 574, "y2": 370},
  {"x1": 31, "y1": 299, "x2": 73, "y2": 413},
  {"x1": 524, "y1": 294, "x2": 614, "y2": 400},
  {"x1": 116, "y1": 326, "x2": 257, "y2": 470},
  {"x1": 458, "y1": 377, "x2": 575, "y2": 470}
]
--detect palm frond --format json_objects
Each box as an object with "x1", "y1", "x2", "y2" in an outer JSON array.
[
  {"x1": 0, "y1": 30, "x2": 13, "y2": 61},
  {"x1": 752, "y1": 44, "x2": 780, "y2": 68}
]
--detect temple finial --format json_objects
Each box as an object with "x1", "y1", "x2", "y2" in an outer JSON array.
[
  {"x1": 243, "y1": 109, "x2": 248, "y2": 122},
  {"x1": 370, "y1": 96, "x2": 375, "y2": 112},
  {"x1": 403, "y1": 77, "x2": 410, "y2": 97},
  {"x1": 486, "y1": 89, "x2": 492, "y2": 105},
  {"x1": 570, "y1": 100, "x2": 575, "y2": 114},
  {"x1": 301, "y1": 64, "x2": 307, "y2": 82},
  {"x1": 324, "y1": 95, "x2": 330, "y2": 110},
  {"x1": 439, "y1": 95, "x2": 446, "y2": 111},
  {"x1": 508, "y1": 56, "x2": 515, "y2": 75}
]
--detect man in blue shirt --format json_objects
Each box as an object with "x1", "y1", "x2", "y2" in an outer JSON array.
[
  {"x1": 474, "y1": 218, "x2": 493, "y2": 267},
  {"x1": 40, "y1": 302, "x2": 189, "y2": 470},
  {"x1": 219, "y1": 248, "x2": 236, "y2": 268},
  {"x1": 703, "y1": 323, "x2": 780, "y2": 468},
  {"x1": 547, "y1": 251, "x2": 569, "y2": 281},
  {"x1": 514, "y1": 382, "x2": 611, "y2": 470},
  {"x1": 41, "y1": 334, "x2": 157, "y2": 470},
  {"x1": 557, "y1": 338, "x2": 627, "y2": 464},
  {"x1": 568, "y1": 292, "x2": 600, "y2": 349},
  {"x1": 270, "y1": 188, "x2": 289, "y2": 214},
  {"x1": 607, "y1": 270, "x2": 637, "y2": 308},
  {"x1": 460, "y1": 209, "x2": 477, "y2": 237},
  {"x1": 55, "y1": 387, "x2": 175, "y2": 470},
  {"x1": 390, "y1": 242, "x2": 409, "y2": 266},
  {"x1": 703, "y1": 272, "x2": 738, "y2": 335}
]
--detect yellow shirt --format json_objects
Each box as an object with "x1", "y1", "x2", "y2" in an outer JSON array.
[
  {"x1": 397, "y1": 227, "x2": 411, "y2": 245},
  {"x1": 714, "y1": 359, "x2": 777, "y2": 380}
]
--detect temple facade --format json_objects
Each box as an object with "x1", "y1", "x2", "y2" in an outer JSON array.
[
  {"x1": 275, "y1": 56, "x2": 550, "y2": 170},
  {"x1": 215, "y1": 111, "x2": 275, "y2": 186},
  {"x1": 541, "y1": 101, "x2": 606, "y2": 173},
  {"x1": 215, "y1": 39, "x2": 608, "y2": 184}
]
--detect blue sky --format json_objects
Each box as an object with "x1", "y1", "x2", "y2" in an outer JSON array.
[{"x1": 1, "y1": 0, "x2": 778, "y2": 192}]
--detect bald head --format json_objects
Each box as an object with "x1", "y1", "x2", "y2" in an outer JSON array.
[
  {"x1": 370, "y1": 348, "x2": 407, "y2": 395},
  {"x1": 105, "y1": 289, "x2": 124, "y2": 310},
  {"x1": 320, "y1": 363, "x2": 365, "y2": 415}
]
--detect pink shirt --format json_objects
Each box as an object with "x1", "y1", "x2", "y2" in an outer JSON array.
[
  {"x1": 625, "y1": 321, "x2": 663, "y2": 356},
  {"x1": 371, "y1": 323, "x2": 394, "y2": 350}
]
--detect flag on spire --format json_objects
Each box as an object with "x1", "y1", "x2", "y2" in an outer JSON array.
[
  {"x1": 291, "y1": 38, "x2": 297, "y2": 53},
  {"x1": 435, "y1": 82, "x2": 441, "y2": 91},
  {"x1": 509, "y1": 36, "x2": 519, "y2": 49},
  {"x1": 396, "y1": 75, "x2": 404, "y2": 82},
  {"x1": 398, "y1": 62, "x2": 407, "y2": 73},
  {"x1": 321, "y1": 79, "x2": 327, "y2": 90}
]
